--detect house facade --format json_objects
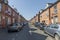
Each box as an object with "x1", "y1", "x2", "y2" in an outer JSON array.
[
  {"x1": 0, "y1": 0, "x2": 26, "y2": 28},
  {"x1": 30, "y1": 0, "x2": 60, "y2": 25},
  {"x1": 40, "y1": 0, "x2": 60, "y2": 25}
]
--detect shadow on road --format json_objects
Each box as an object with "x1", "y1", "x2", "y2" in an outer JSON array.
[
  {"x1": 0, "y1": 25, "x2": 48, "y2": 40},
  {"x1": 30, "y1": 28, "x2": 37, "y2": 31},
  {"x1": 30, "y1": 32, "x2": 48, "y2": 40}
]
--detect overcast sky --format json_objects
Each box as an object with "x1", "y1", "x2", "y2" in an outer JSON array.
[{"x1": 8, "y1": 0, "x2": 57, "y2": 20}]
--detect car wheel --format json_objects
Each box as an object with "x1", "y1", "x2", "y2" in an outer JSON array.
[{"x1": 55, "y1": 34, "x2": 59, "y2": 40}]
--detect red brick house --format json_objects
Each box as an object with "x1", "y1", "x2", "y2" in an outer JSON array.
[{"x1": 0, "y1": 0, "x2": 20, "y2": 28}]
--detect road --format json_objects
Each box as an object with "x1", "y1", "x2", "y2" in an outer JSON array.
[{"x1": 0, "y1": 23, "x2": 55, "y2": 40}]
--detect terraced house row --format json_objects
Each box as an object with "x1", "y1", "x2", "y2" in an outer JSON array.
[
  {"x1": 30, "y1": 0, "x2": 60, "y2": 25},
  {"x1": 0, "y1": 0, "x2": 26, "y2": 28}
]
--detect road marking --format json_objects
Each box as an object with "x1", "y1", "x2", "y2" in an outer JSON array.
[{"x1": 29, "y1": 30, "x2": 32, "y2": 35}]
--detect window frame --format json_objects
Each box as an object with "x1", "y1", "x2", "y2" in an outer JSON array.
[
  {"x1": 54, "y1": 4, "x2": 57, "y2": 14},
  {"x1": 50, "y1": 24, "x2": 59, "y2": 29}
]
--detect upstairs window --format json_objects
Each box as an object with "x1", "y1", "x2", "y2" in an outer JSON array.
[
  {"x1": 0, "y1": 3, "x2": 2, "y2": 12},
  {"x1": 8, "y1": 7, "x2": 11, "y2": 15},
  {"x1": 54, "y1": 5, "x2": 57, "y2": 14},
  {"x1": 46, "y1": 11, "x2": 49, "y2": 17},
  {"x1": 4, "y1": 0, "x2": 8, "y2": 4},
  {"x1": 13, "y1": 12, "x2": 15, "y2": 16}
]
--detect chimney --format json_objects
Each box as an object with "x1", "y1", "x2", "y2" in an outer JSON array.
[
  {"x1": 45, "y1": 3, "x2": 53, "y2": 8},
  {"x1": 40, "y1": 9, "x2": 43, "y2": 13}
]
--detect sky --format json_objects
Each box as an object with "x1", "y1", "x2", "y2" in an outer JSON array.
[{"x1": 8, "y1": 0, "x2": 57, "y2": 20}]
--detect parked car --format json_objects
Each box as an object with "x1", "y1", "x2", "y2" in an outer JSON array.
[
  {"x1": 34, "y1": 22, "x2": 46, "y2": 30},
  {"x1": 23, "y1": 22, "x2": 29, "y2": 26},
  {"x1": 34, "y1": 22, "x2": 40, "y2": 27},
  {"x1": 7, "y1": 23, "x2": 22, "y2": 32},
  {"x1": 39, "y1": 23, "x2": 46, "y2": 30},
  {"x1": 44, "y1": 24, "x2": 60, "y2": 40}
]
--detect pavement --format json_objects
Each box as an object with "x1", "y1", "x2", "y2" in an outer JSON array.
[{"x1": 0, "y1": 23, "x2": 55, "y2": 40}]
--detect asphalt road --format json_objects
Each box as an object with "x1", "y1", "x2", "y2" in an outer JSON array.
[{"x1": 0, "y1": 24, "x2": 55, "y2": 40}]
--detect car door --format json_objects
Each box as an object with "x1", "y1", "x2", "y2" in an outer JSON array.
[
  {"x1": 48, "y1": 24, "x2": 58, "y2": 36},
  {"x1": 45, "y1": 24, "x2": 54, "y2": 35},
  {"x1": 45, "y1": 25, "x2": 50, "y2": 33},
  {"x1": 44, "y1": 24, "x2": 54, "y2": 34}
]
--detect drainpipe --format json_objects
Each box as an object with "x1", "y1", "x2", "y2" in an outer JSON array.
[
  {"x1": 49, "y1": 8, "x2": 51, "y2": 24},
  {"x1": 38, "y1": 11, "x2": 40, "y2": 22}
]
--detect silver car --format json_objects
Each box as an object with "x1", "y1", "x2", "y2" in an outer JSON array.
[
  {"x1": 7, "y1": 23, "x2": 22, "y2": 32},
  {"x1": 44, "y1": 24, "x2": 60, "y2": 40}
]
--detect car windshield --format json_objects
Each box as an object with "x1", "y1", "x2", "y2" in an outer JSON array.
[{"x1": 50, "y1": 24, "x2": 59, "y2": 29}]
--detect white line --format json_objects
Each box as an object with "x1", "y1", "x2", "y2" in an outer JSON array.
[{"x1": 29, "y1": 30, "x2": 32, "y2": 35}]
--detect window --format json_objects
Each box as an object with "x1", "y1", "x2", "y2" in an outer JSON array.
[
  {"x1": 46, "y1": 11, "x2": 49, "y2": 17},
  {"x1": 13, "y1": 18, "x2": 15, "y2": 23},
  {"x1": 46, "y1": 13, "x2": 49, "y2": 17},
  {"x1": 0, "y1": 3, "x2": 2, "y2": 12},
  {"x1": 8, "y1": 17, "x2": 11, "y2": 24},
  {"x1": 54, "y1": 5, "x2": 57, "y2": 14},
  {"x1": 50, "y1": 24, "x2": 58, "y2": 29},
  {"x1": 4, "y1": 0, "x2": 8, "y2": 4},
  {"x1": 13, "y1": 12, "x2": 15, "y2": 16},
  {"x1": 8, "y1": 7, "x2": 11, "y2": 15},
  {"x1": 55, "y1": 16, "x2": 58, "y2": 24}
]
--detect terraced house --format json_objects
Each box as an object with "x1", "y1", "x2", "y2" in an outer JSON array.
[
  {"x1": 40, "y1": 0, "x2": 60, "y2": 25},
  {"x1": 50, "y1": 0, "x2": 60, "y2": 24},
  {"x1": 0, "y1": 0, "x2": 26, "y2": 28},
  {"x1": 30, "y1": 0, "x2": 60, "y2": 25}
]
